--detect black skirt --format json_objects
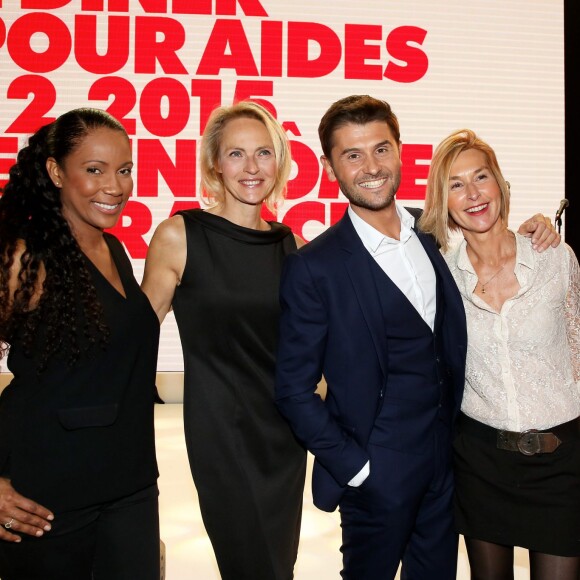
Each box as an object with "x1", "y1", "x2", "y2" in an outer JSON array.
[{"x1": 453, "y1": 413, "x2": 580, "y2": 557}]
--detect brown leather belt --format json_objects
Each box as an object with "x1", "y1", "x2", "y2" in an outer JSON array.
[
  {"x1": 497, "y1": 429, "x2": 562, "y2": 455},
  {"x1": 457, "y1": 413, "x2": 580, "y2": 456}
]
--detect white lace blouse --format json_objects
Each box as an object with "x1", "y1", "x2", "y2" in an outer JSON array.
[{"x1": 444, "y1": 233, "x2": 580, "y2": 431}]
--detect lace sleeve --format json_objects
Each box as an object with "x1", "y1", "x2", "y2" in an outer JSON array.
[{"x1": 565, "y1": 245, "x2": 580, "y2": 381}]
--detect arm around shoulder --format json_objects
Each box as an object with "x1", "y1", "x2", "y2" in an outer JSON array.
[{"x1": 516, "y1": 213, "x2": 561, "y2": 252}]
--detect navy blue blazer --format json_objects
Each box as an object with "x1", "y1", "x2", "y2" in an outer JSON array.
[{"x1": 275, "y1": 209, "x2": 467, "y2": 512}]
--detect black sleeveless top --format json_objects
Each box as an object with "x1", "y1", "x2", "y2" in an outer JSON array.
[{"x1": 0, "y1": 234, "x2": 159, "y2": 511}]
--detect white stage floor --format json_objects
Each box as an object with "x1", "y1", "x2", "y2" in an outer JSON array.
[{"x1": 155, "y1": 404, "x2": 532, "y2": 579}]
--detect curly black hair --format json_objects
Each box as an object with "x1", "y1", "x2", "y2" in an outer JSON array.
[{"x1": 0, "y1": 108, "x2": 129, "y2": 371}]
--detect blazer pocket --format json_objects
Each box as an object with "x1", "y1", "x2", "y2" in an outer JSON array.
[{"x1": 57, "y1": 404, "x2": 118, "y2": 430}]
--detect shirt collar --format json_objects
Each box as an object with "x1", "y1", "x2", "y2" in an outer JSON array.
[
  {"x1": 348, "y1": 203, "x2": 416, "y2": 253},
  {"x1": 456, "y1": 232, "x2": 535, "y2": 268},
  {"x1": 514, "y1": 232, "x2": 535, "y2": 271}
]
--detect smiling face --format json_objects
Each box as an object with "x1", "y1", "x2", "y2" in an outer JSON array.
[
  {"x1": 447, "y1": 148, "x2": 503, "y2": 234},
  {"x1": 321, "y1": 120, "x2": 401, "y2": 213},
  {"x1": 46, "y1": 127, "x2": 133, "y2": 236},
  {"x1": 215, "y1": 116, "x2": 277, "y2": 209}
]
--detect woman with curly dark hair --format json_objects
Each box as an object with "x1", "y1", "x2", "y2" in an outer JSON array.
[{"x1": 0, "y1": 108, "x2": 161, "y2": 579}]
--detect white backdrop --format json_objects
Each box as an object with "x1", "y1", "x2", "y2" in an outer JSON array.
[{"x1": 0, "y1": 0, "x2": 564, "y2": 371}]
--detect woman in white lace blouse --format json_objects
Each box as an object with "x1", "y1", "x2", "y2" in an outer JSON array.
[{"x1": 420, "y1": 129, "x2": 580, "y2": 580}]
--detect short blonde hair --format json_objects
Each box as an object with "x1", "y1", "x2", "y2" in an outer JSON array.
[
  {"x1": 199, "y1": 101, "x2": 291, "y2": 213},
  {"x1": 419, "y1": 129, "x2": 510, "y2": 252}
]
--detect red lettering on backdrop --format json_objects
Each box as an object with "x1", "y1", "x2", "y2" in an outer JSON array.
[
  {"x1": 0, "y1": 137, "x2": 18, "y2": 189},
  {"x1": 140, "y1": 79, "x2": 190, "y2": 136},
  {"x1": 190, "y1": 79, "x2": 222, "y2": 134},
  {"x1": 261, "y1": 20, "x2": 283, "y2": 77},
  {"x1": 216, "y1": 0, "x2": 268, "y2": 16},
  {"x1": 108, "y1": 201, "x2": 151, "y2": 259},
  {"x1": 283, "y1": 121, "x2": 301, "y2": 137},
  {"x1": 75, "y1": 16, "x2": 129, "y2": 74},
  {"x1": 137, "y1": 140, "x2": 197, "y2": 198},
  {"x1": 22, "y1": 0, "x2": 70, "y2": 7},
  {"x1": 80, "y1": 0, "x2": 127, "y2": 10},
  {"x1": 330, "y1": 202, "x2": 349, "y2": 224},
  {"x1": 130, "y1": 0, "x2": 168, "y2": 11},
  {"x1": 135, "y1": 17, "x2": 187, "y2": 74},
  {"x1": 260, "y1": 205, "x2": 277, "y2": 222},
  {"x1": 88, "y1": 76, "x2": 137, "y2": 135},
  {"x1": 318, "y1": 169, "x2": 340, "y2": 199},
  {"x1": 287, "y1": 22, "x2": 341, "y2": 77},
  {"x1": 384, "y1": 26, "x2": 428, "y2": 83},
  {"x1": 80, "y1": 0, "x2": 166, "y2": 12},
  {"x1": 172, "y1": 0, "x2": 212, "y2": 14},
  {"x1": 398, "y1": 143, "x2": 432, "y2": 200},
  {"x1": 0, "y1": 137, "x2": 17, "y2": 156},
  {"x1": 197, "y1": 20, "x2": 259, "y2": 76},
  {"x1": 286, "y1": 140, "x2": 319, "y2": 200},
  {"x1": 77, "y1": 0, "x2": 264, "y2": 14},
  {"x1": 8, "y1": 13, "x2": 70, "y2": 73},
  {"x1": 233, "y1": 80, "x2": 275, "y2": 115},
  {"x1": 345, "y1": 24, "x2": 382, "y2": 80},
  {"x1": 5, "y1": 75, "x2": 56, "y2": 133},
  {"x1": 282, "y1": 202, "x2": 326, "y2": 240},
  {"x1": 0, "y1": 18, "x2": 6, "y2": 50}
]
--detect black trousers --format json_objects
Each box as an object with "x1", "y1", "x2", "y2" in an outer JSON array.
[{"x1": 0, "y1": 484, "x2": 160, "y2": 580}]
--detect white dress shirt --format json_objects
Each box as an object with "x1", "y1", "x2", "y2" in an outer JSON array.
[
  {"x1": 348, "y1": 205, "x2": 437, "y2": 330},
  {"x1": 444, "y1": 233, "x2": 580, "y2": 431}
]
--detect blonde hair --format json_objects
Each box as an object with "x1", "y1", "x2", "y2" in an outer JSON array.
[
  {"x1": 199, "y1": 102, "x2": 292, "y2": 213},
  {"x1": 419, "y1": 129, "x2": 510, "y2": 252}
]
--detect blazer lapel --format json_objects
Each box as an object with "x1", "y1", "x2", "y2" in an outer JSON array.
[
  {"x1": 414, "y1": 227, "x2": 468, "y2": 406},
  {"x1": 414, "y1": 228, "x2": 464, "y2": 317},
  {"x1": 335, "y1": 214, "x2": 388, "y2": 379}
]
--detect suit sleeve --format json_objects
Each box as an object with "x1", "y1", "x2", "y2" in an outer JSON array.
[{"x1": 275, "y1": 252, "x2": 369, "y2": 487}]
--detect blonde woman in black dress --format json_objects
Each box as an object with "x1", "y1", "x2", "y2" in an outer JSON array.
[{"x1": 142, "y1": 101, "x2": 306, "y2": 580}]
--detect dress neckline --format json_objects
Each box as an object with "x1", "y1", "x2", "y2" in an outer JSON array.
[
  {"x1": 81, "y1": 234, "x2": 128, "y2": 300},
  {"x1": 180, "y1": 208, "x2": 291, "y2": 245}
]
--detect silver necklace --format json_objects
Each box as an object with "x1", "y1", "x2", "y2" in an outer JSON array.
[{"x1": 477, "y1": 264, "x2": 504, "y2": 294}]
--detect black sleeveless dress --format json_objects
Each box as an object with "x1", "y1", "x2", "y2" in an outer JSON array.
[{"x1": 172, "y1": 210, "x2": 306, "y2": 580}]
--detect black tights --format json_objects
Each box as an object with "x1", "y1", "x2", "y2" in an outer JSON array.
[{"x1": 465, "y1": 537, "x2": 580, "y2": 580}]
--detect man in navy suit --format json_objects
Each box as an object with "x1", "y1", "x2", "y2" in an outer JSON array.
[
  {"x1": 275, "y1": 95, "x2": 467, "y2": 579},
  {"x1": 275, "y1": 95, "x2": 559, "y2": 578}
]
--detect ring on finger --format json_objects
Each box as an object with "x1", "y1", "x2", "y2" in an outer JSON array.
[{"x1": 4, "y1": 518, "x2": 14, "y2": 529}]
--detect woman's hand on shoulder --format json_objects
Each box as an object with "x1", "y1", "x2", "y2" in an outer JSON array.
[
  {"x1": 0, "y1": 477, "x2": 54, "y2": 542},
  {"x1": 141, "y1": 215, "x2": 187, "y2": 324}
]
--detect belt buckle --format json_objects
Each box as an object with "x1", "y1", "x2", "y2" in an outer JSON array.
[{"x1": 517, "y1": 429, "x2": 540, "y2": 455}]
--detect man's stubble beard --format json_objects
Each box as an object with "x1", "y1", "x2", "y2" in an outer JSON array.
[{"x1": 338, "y1": 172, "x2": 401, "y2": 212}]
